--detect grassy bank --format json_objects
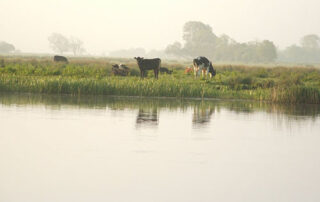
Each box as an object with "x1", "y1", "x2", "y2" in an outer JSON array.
[{"x1": 0, "y1": 56, "x2": 319, "y2": 104}]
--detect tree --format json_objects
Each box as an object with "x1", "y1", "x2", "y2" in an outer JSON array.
[
  {"x1": 300, "y1": 34, "x2": 320, "y2": 49},
  {"x1": 281, "y1": 45, "x2": 304, "y2": 63},
  {"x1": 0, "y1": 41, "x2": 15, "y2": 54},
  {"x1": 69, "y1": 37, "x2": 85, "y2": 55},
  {"x1": 48, "y1": 33, "x2": 70, "y2": 54},
  {"x1": 257, "y1": 40, "x2": 277, "y2": 62},
  {"x1": 213, "y1": 34, "x2": 237, "y2": 61},
  {"x1": 165, "y1": 42, "x2": 183, "y2": 56},
  {"x1": 182, "y1": 21, "x2": 217, "y2": 58}
]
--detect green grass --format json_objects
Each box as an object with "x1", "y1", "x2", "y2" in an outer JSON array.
[{"x1": 0, "y1": 56, "x2": 319, "y2": 104}]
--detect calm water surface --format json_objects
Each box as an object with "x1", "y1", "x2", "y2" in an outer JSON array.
[{"x1": 0, "y1": 93, "x2": 319, "y2": 202}]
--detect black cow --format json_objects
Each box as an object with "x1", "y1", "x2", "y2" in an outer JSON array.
[
  {"x1": 160, "y1": 67, "x2": 173, "y2": 74},
  {"x1": 53, "y1": 55, "x2": 68, "y2": 63},
  {"x1": 134, "y1": 57, "x2": 161, "y2": 79},
  {"x1": 193, "y1": 56, "x2": 216, "y2": 78}
]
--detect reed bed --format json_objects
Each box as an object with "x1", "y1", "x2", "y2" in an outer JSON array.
[{"x1": 0, "y1": 56, "x2": 319, "y2": 104}]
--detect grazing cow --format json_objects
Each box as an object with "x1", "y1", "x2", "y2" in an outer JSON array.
[
  {"x1": 134, "y1": 57, "x2": 161, "y2": 79},
  {"x1": 193, "y1": 56, "x2": 216, "y2": 78},
  {"x1": 53, "y1": 55, "x2": 68, "y2": 63},
  {"x1": 119, "y1": 64, "x2": 129, "y2": 70},
  {"x1": 112, "y1": 64, "x2": 120, "y2": 70},
  {"x1": 112, "y1": 64, "x2": 129, "y2": 76},
  {"x1": 160, "y1": 67, "x2": 173, "y2": 74}
]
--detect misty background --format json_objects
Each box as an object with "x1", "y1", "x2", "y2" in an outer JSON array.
[{"x1": 0, "y1": 0, "x2": 319, "y2": 64}]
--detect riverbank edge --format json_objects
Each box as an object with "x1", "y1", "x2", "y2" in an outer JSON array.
[{"x1": 0, "y1": 76, "x2": 319, "y2": 104}]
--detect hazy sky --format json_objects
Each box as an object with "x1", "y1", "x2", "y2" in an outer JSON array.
[{"x1": 0, "y1": 0, "x2": 319, "y2": 54}]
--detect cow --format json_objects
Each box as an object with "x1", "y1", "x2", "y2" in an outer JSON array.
[
  {"x1": 160, "y1": 67, "x2": 173, "y2": 74},
  {"x1": 134, "y1": 57, "x2": 161, "y2": 79},
  {"x1": 112, "y1": 64, "x2": 129, "y2": 76},
  {"x1": 53, "y1": 55, "x2": 68, "y2": 63},
  {"x1": 193, "y1": 56, "x2": 216, "y2": 78},
  {"x1": 119, "y1": 64, "x2": 129, "y2": 70},
  {"x1": 112, "y1": 64, "x2": 120, "y2": 70}
]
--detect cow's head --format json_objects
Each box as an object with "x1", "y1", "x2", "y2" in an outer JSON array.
[
  {"x1": 112, "y1": 64, "x2": 119, "y2": 69},
  {"x1": 211, "y1": 69, "x2": 216, "y2": 77},
  {"x1": 134, "y1": 57, "x2": 144, "y2": 62},
  {"x1": 209, "y1": 63, "x2": 216, "y2": 77}
]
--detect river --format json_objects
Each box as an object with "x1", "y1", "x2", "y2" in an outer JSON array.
[{"x1": 0, "y1": 93, "x2": 319, "y2": 202}]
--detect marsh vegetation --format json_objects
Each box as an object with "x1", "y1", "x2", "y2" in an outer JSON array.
[{"x1": 0, "y1": 56, "x2": 319, "y2": 104}]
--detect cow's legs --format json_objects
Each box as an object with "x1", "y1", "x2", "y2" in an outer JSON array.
[
  {"x1": 193, "y1": 64, "x2": 199, "y2": 78},
  {"x1": 154, "y1": 69, "x2": 158, "y2": 79}
]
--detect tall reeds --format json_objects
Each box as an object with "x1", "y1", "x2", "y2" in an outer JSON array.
[{"x1": 0, "y1": 57, "x2": 319, "y2": 104}]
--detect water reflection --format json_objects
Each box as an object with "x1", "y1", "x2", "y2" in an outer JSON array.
[
  {"x1": 136, "y1": 107, "x2": 159, "y2": 126},
  {"x1": 192, "y1": 104, "x2": 215, "y2": 125},
  {"x1": 0, "y1": 93, "x2": 319, "y2": 127}
]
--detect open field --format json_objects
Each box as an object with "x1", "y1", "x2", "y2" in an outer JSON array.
[{"x1": 0, "y1": 56, "x2": 320, "y2": 104}]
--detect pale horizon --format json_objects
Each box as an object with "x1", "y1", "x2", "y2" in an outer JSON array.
[{"x1": 1, "y1": 0, "x2": 319, "y2": 54}]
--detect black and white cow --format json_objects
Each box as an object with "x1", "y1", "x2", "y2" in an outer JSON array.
[
  {"x1": 112, "y1": 64, "x2": 129, "y2": 76},
  {"x1": 134, "y1": 57, "x2": 161, "y2": 79},
  {"x1": 119, "y1": 64, "x2": 129, "y2": 70},
  {"x1": 193, "y1": 56, "x2": 216, "y2": 78}
]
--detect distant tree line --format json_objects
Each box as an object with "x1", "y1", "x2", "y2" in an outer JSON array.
[
  {"x1": 165, "y1": 21, "x2": 320, "y2": 64},
  {"x1": 278, "y1": 34, "x2": 320, "y2": 64},
  {"x1": 165, "y1": 21, "x2": 277, "y2": 63},
  {"x1": 2, "y1": 24, "x2": 319, "y2": 64}
]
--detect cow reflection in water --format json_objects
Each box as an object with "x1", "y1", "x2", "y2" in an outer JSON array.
[
  {"x1": 136, "y1": 107, "x2": 159, "y2": 126},
  {"x1": 192, "y1": 106, "x2": 215, "y2": 125}
]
